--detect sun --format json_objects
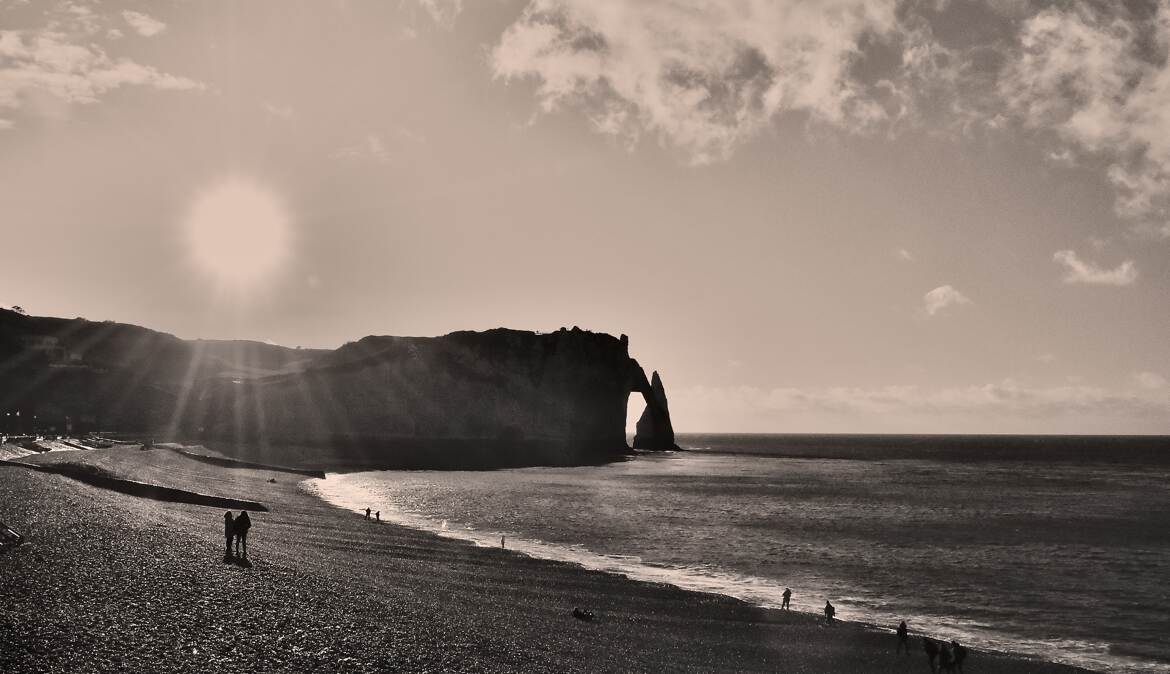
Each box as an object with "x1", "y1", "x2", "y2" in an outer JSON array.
[{"x1": 183, "y1": 177, "x2": 291, "y2": 290}]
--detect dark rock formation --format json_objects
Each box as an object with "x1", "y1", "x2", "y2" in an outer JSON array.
[
  {"x1": 632, "y1": 370, "x2": 679, "y2": 450},
  {"x1": 0, "y1": 309, "x2": 678, "y2": 468}
]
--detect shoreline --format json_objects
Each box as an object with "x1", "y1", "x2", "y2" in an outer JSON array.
[
  {"x1": 1, "y1": 446, "x2": 1097, "y2": 673},
  {"x1": 308, "y1": 470, "x2": 1130, "y2": 674}
]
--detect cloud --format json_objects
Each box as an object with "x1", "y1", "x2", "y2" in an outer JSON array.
[
  {"x1": 491, "y1": 0, "x2": 901, "y2": 164},
  {"x1": 0, "y1": 12, "x2": 201, "y2": 127},
  {"x1": 1133, "y1": 371, "x2": 1167, "y2": 390},
  {"x1": 262, "y1": 100, "x2": 294, "y2": 121},
  {"x1": 332, "y1": 133, "x2": 390, "y2": 164},
  {"x1": 122, "y1": 11, "x2": 166, "y2": 38},
  {"x1": 416, "y1": 0, "x2": 463, "y2": 29},
  {"x1": 897, "y1": 248, "x2": 914, "y2": 262},
  {"x1": 1037, "y1": 353, "x2": 1057, "y2": 364},
  {"x1": 923, "y1": 285, "x2": 971, "y2": 316},
  {"x1": 488, "y1": 2, "x2": 1170, "y2": 234},
  {"x1": 672, "y1": 379, "x2": 1170, "y2": 431},
  {"x1": 1053, "y1": 250, "x2": 1137, "y2": 286},
  {"x1": 999, "y1": 4, "x2": 1170, "y2": 234}
]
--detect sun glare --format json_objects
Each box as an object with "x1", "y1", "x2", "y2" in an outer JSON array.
[{"x1": 183, "y1": 177, "x2": 290, "y2": 290}]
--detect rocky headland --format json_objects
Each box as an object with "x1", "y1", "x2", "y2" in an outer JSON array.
[{"x1": 0, "y1": 309, "x2": 676, "y2": 469}]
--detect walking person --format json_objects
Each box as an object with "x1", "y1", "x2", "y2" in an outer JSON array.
[
  {"x1": 823, "y1": 600, "x2": 835, "y2": 624},
  {"x1": 896, "y1": 620, "x2": 910, "y2": 655},
  {"x1": 375, "y1": 511, "x2": 380, "y2": 522},
  {"x1": 923, "y1": 638, "x2": 940, "y2": 674},
  {"x1": 781, "y1": 588, "x2": 791, "y2": 610},
  {"x1": 951, "y1": 640, "x2": 967, "y2": 673},
  {"x1": 234, "y1": 510, "x2": 252, "y2": 559},
  {"x1": 939, "y1": 642, "x2": 956, "y2": 673},
  {"x1": 364, "y1": 507, "x2": 371, "y2": 520},
  {"x1": 223, "y1": 511, "x2": 235, "y2": 559}
]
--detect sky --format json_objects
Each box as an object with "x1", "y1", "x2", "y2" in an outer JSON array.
[{"x1": 1, "y1": 0, "x2": 1168, "y2": 433}]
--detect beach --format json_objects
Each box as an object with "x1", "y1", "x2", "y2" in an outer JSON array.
[{"x1": 0, "y1": 446, "x2": 1093, "y2": 673}]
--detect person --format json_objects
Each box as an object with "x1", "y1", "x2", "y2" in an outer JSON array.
[
  {"x1": 823, "y1": 600, "x2": 835, "y2": 624},
  {"x1": 923, "y1": 638, "x2": 940, "y2": 674},
  {"x1": 939, "y1": 642, "x2": 955, "y2": 673},
  {"x1": 951, "y1": 640, "x2": 967, "y2": 673},
  {"x1": 364, "y1": 507, "x2": 371, "y2": 520},
  {"x1": 223, "y1": 511, "x2": 235, "y2": 557},
  {"x1": 234, "y1": 510, "x2": 252, "y2": 559},
  {"x1": 781, "y1": 588, "x2": 791, "y2": 610},
  {"x1": 896, "y1": 620, "x2": 910, "y2": 655},
  {"x1": 375, "y1": 511, "x2": 380, "y2": 522}
]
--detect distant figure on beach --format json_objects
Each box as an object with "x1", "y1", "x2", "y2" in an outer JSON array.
[
  {"x1": 501, "y1": 536, "x2": 505, "y2": 549},
  {"x1": 223, "y1": 511, "x2": 235, "y2": 557},
  {"x1": 823, "y1": 600, "x2": 835, "y2": 624},
  {"x1": 923, "y1": 638, "x2": 940, "y2": 673},
  {"x1": 896, "y1": 620, "x2": 909, "y2": 655},
  {"x1": 365, "y1": 507, "x2": 371, "y2": 520},
  {"x1": 951, "y1": 640, "x2": 967, "y2": 673},
  {"x1": 939, "y1": 641, "x2": 956, "y2": 673},
  {"x1": 375, "y1": 511, "x2": 380, "y2": 522},
  {"x1": 234, "y1": 510, "x2": 251, "y2": 558},
  {"x1": 781, "y1": 588, "x2": 791, "y2": 610}
]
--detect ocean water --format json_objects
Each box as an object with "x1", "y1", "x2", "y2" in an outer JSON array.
[{"x1": 304, "y1": 434, "x2": 1170, "y2": 673}]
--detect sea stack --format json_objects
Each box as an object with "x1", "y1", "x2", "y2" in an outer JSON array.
[{"x1": 632, "y1": 370, "x2": 679, "y2": 450}]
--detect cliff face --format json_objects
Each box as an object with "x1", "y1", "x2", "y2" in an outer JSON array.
[
  {"x1": 189, "y1": 328, "x2": 641, "y2": 467},
  {"x1": 0, "y1": 310, "x2": 675, "y2": 468}
]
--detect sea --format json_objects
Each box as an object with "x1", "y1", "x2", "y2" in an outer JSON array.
[{"x1": 304, "y1": 433, "x2": 1170, "y2": 673}]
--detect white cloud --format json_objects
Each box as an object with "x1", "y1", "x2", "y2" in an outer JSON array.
[
  {"x1": 122, "y1": 11, "x2": 166, "y2": 38},
  {"x1": 996, "y1": 4, "x2": 1170, "y2": 233},
  {"x1": 332, "y1": 133, "x2": 390, "y2": 164},
  {"x1": 416, "y1": 0, "x2": 463, "y2": 29},
  {"x1": 491, "y1": 0, "x2": 900, "y2": 164},
  {"x1": 672, "y1": 379, "x2": 1169, "y2": 431},
  {"x1": 923, "y1": 285, "x2": 971, "y2": 316},
  {"x1": 897, "y1": 248, "x2": 914, "y2": 262},
  {"x1": 0, "y1": 17, "x2": 201, "y2": 127},
  {"x1": 1053, "y1": 249, "x2": 1137, "y2": 286},
  {"x1": 487, "y1": 2, "x2": 1170, "y2": 235},
  {"x1": 262, "y1": 100, "x2": 294, "y2": 121},
  {"x1": 1134, "y1": 371, "x2": 1167, "y2": 390},
  {"x1": 106, "y1": 28, "x2": 124, "y2": 41}
]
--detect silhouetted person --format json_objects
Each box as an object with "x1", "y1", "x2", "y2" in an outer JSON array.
[
  {"x1": 939, "y1": 642, "x2": 955, "y2": 673},
  {"x1": 364, "y1": 507, "x2": 371, "y2": 520},
  {"x1": 223, "y1": 511, "x2": 235, "y2": 558},
  {"x1": 923, "y1": 638, "x2": 940, "y2": 674},
  {"x1": 234, "y1": 510, "x2": 251, "y2": 558},
  {"x1": 781, "y1": 588, "x2": 791, "y2": 610},
  {"x1": 951, "y1": 640, "x2": 967, "y2": 673},
  {"x1": 375, "y1": 511, "x2": 380, "y2": 522},
  {"x1": 823, "y1": 600, "x2": 835, "y2": 624},
  {"x1": 896, "y1": 620, "x2": 909, "y2": 655},
  {"x1": 501, "y1": 536, "x2": 505, "y2": 549}
]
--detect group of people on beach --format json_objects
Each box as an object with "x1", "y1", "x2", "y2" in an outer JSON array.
[
  {"x1": 222, "y1": 510, "x2": 252, "y2": 560},
  {"x1": 785, "y1": 589, "x2": 967, "y2": 672},
  {"x1": 920, "y1": 632, "x2": 968, "y2": 673},
  {"x1": 364, "y1": 507, "x2": 379, "y2": 522}
]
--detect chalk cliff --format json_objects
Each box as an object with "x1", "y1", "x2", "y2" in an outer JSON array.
[{"x1": 0, "y1": 310, "x2": 676, "y2": 468}]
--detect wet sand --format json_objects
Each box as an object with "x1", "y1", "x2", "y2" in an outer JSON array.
[{"x1": 0, "y1": 447, "x2": 1094, "y2": 673}]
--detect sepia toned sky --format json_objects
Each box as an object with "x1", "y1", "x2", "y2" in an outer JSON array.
[{"x1": 2, "y1": 0, "x2": 1168, "y2": 433}]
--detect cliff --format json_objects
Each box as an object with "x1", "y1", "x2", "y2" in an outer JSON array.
[{"x1": 0, "y1": 310, "x2": 676, "y2": 468}]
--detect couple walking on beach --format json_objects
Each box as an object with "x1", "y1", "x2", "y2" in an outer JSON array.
[{"x1": 223, "y1": 510, "x2": 252, "y2": 560}]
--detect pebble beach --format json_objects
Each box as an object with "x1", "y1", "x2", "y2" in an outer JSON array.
[{"x1": 0, "y1": 446, "x2": 1094, "y2": 673}]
